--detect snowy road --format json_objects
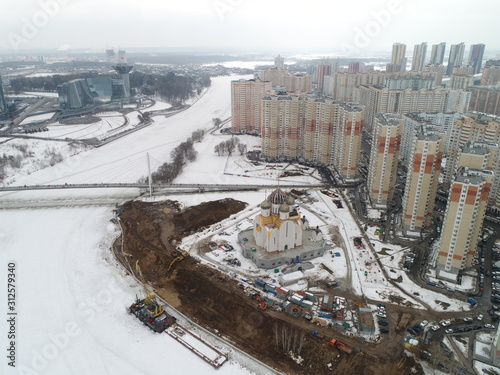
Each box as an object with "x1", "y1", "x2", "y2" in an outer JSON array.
[{"x1": 0, "y1": 207, "x2": 258, "y2": 375}]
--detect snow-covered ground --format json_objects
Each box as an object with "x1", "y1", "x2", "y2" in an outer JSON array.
[
  {"x1": 0, "y1": 138, "x2": 90, "y2": 186},
  {"x1": 0, "y1": 205, "x2": 262, "y2": 375},
  {"x1": 473, "y1": 360, "x2": 500, "y2": 374},
  {"x1": 19, "y1": 112, "x2": 56, "y2": 125},
  {"x1": 30, "y1": 112, "x2": 129, "y2": 141},
  {"x1": 174, "y1": 129, "x2": 321, "y2": 186},
  {"x1": 23, "y1": 91, "x2": 59, "y2": 97}
]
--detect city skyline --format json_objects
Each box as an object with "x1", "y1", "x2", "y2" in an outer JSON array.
[{"x1": 1, "y1": 0, "x2": 499, "y2": 55}]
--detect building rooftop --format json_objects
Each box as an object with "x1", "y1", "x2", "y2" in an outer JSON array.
[
  {"x1": 461, "y1": 145, "x2": 490, "y2": 155},
  {"x1": 455, "y1": 168, "x2": 489, "y2": 184},
  {"x1": 376, "y1": 113, "x2": 402, "y2": 126}
]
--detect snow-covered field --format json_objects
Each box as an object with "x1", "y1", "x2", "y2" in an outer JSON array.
[
  {"x1": 0, "y1": 206, "x2": 260, "y2": 375},
  {"x1": 0, "y1": 138, "x2": 90, "y2": 186},
  {"x1": 19, "y1": 112, "x2": 55, "y2": 125},
  {"x1": 174, "y1": 130, "x2": 321, "y2": 186}
]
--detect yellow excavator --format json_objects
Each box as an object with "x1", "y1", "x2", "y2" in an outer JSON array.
[{"x1": 167, "y1": 249, "x2": 189, "y2": 274}]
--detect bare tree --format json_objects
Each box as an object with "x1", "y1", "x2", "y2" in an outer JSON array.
[{"x1": 237, "y1": 143, "x2": 247, "y2": 156}]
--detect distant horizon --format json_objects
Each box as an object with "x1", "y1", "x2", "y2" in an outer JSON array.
[{"x1": 1, "y1": 46, "x2": 499, "y2": 62}]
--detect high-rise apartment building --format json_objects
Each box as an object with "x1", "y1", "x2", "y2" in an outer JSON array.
[
  {"x1": 436, "y1": 167, "x2": 492, "y2": 280},
  {"x1": 445, "y1": 116, "x2": 500, "y2": 182},
  {"x1": 332, "y1": 103, "x2": 364, "y2": 182},
  {"x1": 356, "y1": 86, "x2": 468, "y2": 131},
  {"x1": 469, "y1": 85, "x2": 500, "y2": 116},
  {"x1": 259, "y1": 68, "x2": 312, "y2": 93},
  {"x1": 348, "y1": 62, "x2": 360, "y2": 74},
  {"x1": 261, "y1": 97, "x2": 364, "y2": 181},
  {"x1": 316, "y1": 63, "x2": 332, "y2": 90},
  {"x1": 231, "y1": 78, "x2": 272, "y2": 133},
  {"x1": 411, "y1": 43, "x2": 428, "y2": 72},
  {"x1": 367, "y1": 114, "x2": 402, "y2": 208},
  {"x1": 480, "y1": 60, "x2": 500, "y2": 85},
  {"x1": 0, "y1": 75, "x2": 8, "y2": 120},
  {"x1": 449, "y1": 74, "x2": 474, "y2": 90},
  {"x1": 274, "y1": 54, "x2": 285, "y2": 69},
  {"x1": 323, "y1": 71, "x2": 387, "y2": 101},
  {"x1": 430, "y1": 42, "x2": 446, "y2": 65},
  {"x1": 402, "y1": 133, "x2": 444, "y2": 237},
  {"x1": 400, "y1": 113, "x2": 462, "y2": 159},
  {"x1": 452, "y1": 66, "x2": 474, "y2": 75},
  {"x1": 468, "y1": 44, "x2": 486, "y2": 74},
  {"x1": 261, "y1": 95, "x2": 304, "y2": 160},
  {"x1": 446, "y1": 42, "x2": 465, "y2": 76},
  {"x1": 424, "y1": 64, "x2": 445, "y2": 86},
  {"x1": 457, "y1": 142, "x2": 500, "y2": 210},
  {"x1": 391, "y1": 43, "x2": 407, "y2": 65}
]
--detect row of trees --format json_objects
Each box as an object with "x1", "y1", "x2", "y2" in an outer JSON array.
[
  {"x1": 131, "y1": 71, "x2": 211, "y2": 103},
  {"x1": 214, "y1": 137, "x2": 247, "y2": 156},
  {"x1": 145, "y1": 129, "x2": 205, "y2": 184}
]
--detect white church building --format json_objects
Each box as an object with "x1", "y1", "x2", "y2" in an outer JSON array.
[{"x1": 253, "y1": 189, "x2": 304, "y2": 252}]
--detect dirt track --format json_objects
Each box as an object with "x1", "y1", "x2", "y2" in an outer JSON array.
[{"x1": 117, "y1": 199, "x2": 425, "y2": 375}]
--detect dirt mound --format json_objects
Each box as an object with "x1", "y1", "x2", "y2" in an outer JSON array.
[{"x1": 171, "y1": 198, "x2": 246, "y2": 239}]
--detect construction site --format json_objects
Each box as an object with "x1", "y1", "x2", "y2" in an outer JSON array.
[{"x1": 114, "y1": 197, "x2": 426, "y2": 375}]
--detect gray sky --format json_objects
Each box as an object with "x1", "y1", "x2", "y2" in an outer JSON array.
[{"x1": 1, "y1": 0, "x2": 499, "y2": 56}]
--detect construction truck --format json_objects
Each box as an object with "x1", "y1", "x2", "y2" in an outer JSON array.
[
  {"x1": 249, "y1": 292, "x2": 267, "y2": 310},
  {"x1": 129, "y1": 261, "x2": 176, "y2": 333},
  {"x1": 329, "y1": 339, "x2": 353, "y2": 354}
]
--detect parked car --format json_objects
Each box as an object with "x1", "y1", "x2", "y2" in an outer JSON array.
[
  {"x1": 445, "y1": 328, "x2": 454, "y2": 334},
  {"x1": 477, "y1": 314, "x2": 484, "y2": 321},
  {"x1": 463, "y1": 327, "x2": 473, "y2": 332},
  {"x1": 440, "y1": 320, "x2": 452, "y2": 327},
  {"x1": 380, "y1": 328, "x2": 389, "y2": 333},
  {"x1": 420, "y1": 320, "x2": 429, "y2": 327},
  {"x1": 431, "y1": 325, "x2": 441, "y2": 331},
  {"x1": 463, "y1": 317, "x2": 473, "y2": 322},
  {"x1": 485, "y1": 324, "x2": 495, "y2": 329},
  {"x1": 473, "y1": 325, "x2": 482, "y2": 330},
  {"x1": 378, "y1": 320, "x2": 389, "y2": 326}
]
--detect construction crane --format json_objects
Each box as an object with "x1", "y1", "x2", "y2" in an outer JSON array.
[
  {"x1": 135, "y1": 260, "x2": 164, "y2": 318},
  {"x1": 167, "y1": 249, "x2": 189, "y2": 274}
]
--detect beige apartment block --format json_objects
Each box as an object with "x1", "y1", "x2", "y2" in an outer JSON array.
[
  {"x1": 444, "y1": 116, "x2": 500, "y2": 190},
  {"x1": 259, "y1": 68, "x2": 312, "y2": 93},
  {"x1": 261, "y1": 95, "x2": 304, "y2": 160},
  {"x1": 436, "y1": 168, "x2": 492, "y2": 281},
  {"x1": 231, "y1": 78, "x2": 272, "y2": 133},
  {"x1": 367, "y1": 114, "x2": 403, "y2": 208},
  {"x1": 402, "y1": 134, "x2": 444, "y2": 237}
]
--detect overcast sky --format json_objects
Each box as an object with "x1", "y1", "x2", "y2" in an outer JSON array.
[{"x1": 1, "y1": 0, "x2": 499, "y2": 57}]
